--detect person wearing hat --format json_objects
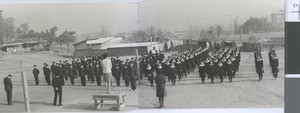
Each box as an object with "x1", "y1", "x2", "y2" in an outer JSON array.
[
  {"x1": 51, "y1": 62, "x2": 56, "y2": 78},
  {"x1": 155, "y1": 69, "x2": 166, "y2": 108},
  {"x1": 129, "y1": 62, "x2": 137, "y2": 91},
  {"x1": 3, "y1": 74, "x2": 13, "y2": 105},
  {"x1": 43, "y1": 63, "x2": 51, "y2": 85},
  {"x1": 123, "y1": 61, "x2": 130, "y2": 87},
  {"x1": 256, "y1": 57, "x2": 264, "y2": 81},
  {"x1": 198, "y1": 61, "x2": 206, "y2": 83},
  {"x1": 226, "y1": 60, "x2": 233, "y2": 83},
  {"x1": 52, "y1": 74, "x2": 63, "y2": 106},
  {"x1": 33, "y1": 65, "x2": 40, "y2": 85},
  {"x1": 271, "y1": 56, "x2": 279, "y2": 80},
  {"x1": 146, "y1": 63, "x2": 154, "y2": 86}
]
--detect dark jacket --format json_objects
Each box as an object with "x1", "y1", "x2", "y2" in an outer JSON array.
[
  {"x1": 3, "y1": 77, "x2": 13, "y2": 92},
  {"x1": 33, "y1": 68, "x2": 40, "y2": 76},
  {"x1": 52, "y1": 77, "x2": 63, "y2": 91},
  {"x1": 155, "y1": 75, "x2": 166, "y2": 97}
]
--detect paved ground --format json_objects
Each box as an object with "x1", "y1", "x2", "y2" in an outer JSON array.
[
  {"x1": 0, "y1": 52, "x2": 138, "y2": 112},
  {"x1": 0, "y1": 48, "x2": 284, "y2": 112},
  {"x1": 138, "y1": 49, "x2": 284, "y2": 108}
]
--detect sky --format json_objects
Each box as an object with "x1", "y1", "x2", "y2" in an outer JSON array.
[
  {"x1": 138, "y1": 0, "x2": 284, "y2": 31},
  {"x1": 0, "y1": 2, "x2": 138, "y2": 35},
  {"x1": 0, "y1": 0, "x2": 284, "y2": 35}
]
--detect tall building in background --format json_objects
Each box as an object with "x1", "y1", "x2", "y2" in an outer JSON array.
[{"x1": 271, "y1": 9, "x2": 284, "y2": 32}]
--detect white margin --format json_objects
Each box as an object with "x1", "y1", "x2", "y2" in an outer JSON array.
[{"x1": 285, "y1": 74, "x2": 300, "y2": 78}]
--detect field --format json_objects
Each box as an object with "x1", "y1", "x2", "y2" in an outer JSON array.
[
  {"x1": 0, "y1": 46, "x2": 284, "y2": 112},
  {"x1": 0, "y1": 52, "x2": 138, "y2": 112},
  {"x1": 139, "y1": 48, "x2": 284, "y2": 108}
]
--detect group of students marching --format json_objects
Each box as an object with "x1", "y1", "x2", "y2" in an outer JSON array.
[
  {"x1": 138, "y1": 46, "x2": 241, "y2": 86},
  {"x1": 254, "y1": 46, "x2": 279, "y2": 81}
]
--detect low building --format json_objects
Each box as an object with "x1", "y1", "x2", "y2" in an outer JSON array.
[
  {"x1": 73, "y1": 37, "x2": 122, "y2": 57},
  {"x1": 74, "y1": 37, "x2": 122, "y2": 50},
  {"x1": 107, "y1": 42, "x2": 160, "y2": 56},
  {"x1": 1, "y1": 37, "x2": 47, "y2": 54}
]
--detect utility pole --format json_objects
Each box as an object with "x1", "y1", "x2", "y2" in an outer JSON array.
[
  {"x1": 135, "y1": 49, "x2": 140, "y2": 83},
  {"x1": 21, "y1": 71, "x2": 30, "y2": 112}
]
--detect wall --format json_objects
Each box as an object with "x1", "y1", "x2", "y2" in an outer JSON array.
[
  {"x1": 107, "y1": 46, "x2": 148, "y2": 56},
  {"x1": 73, "y1": 49, "x2": 107, "y2": 58},
  {"x1": 173, "y1": 44, "x2": 199, "y2": 52},
  {"x1": 240, "y1": 42, "x2": 262, "y2": 52},
  {"x1": 74, "y1": 41, "x2": 87, "y2": 50}
]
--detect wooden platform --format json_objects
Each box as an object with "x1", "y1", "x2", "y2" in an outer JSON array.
[{"x1": 92, "y1": 93, "x2": 126, "y2": 111}]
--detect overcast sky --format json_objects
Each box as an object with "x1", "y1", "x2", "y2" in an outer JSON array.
[
  {"x1": 0, "y1": 0, "x2": 283, "y2": 35},
  {"x1": 138, "y1": 0, "x2": 284, "y2": 31},
  {"x1": 0, "y1": 3, "x2": 138, "y2": 35}
]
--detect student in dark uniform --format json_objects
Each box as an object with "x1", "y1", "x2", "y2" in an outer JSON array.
[
  {"x1": 78, "y1": 65, "x2": 86, "y2": 86},
  {"x1": 169, "y1": 62, "x2": 177, "y2": 86},
  {"x1": 33, "y1": 65, "x2": 40, "y2": 85},
  {"x1": 123, "y1": 62, "x2": 130, "y2": 87},
  {"x1": 146, "y1": 63, "x2": 154, "y2": 86},
  {"x1": 69, "y1": 65, "x2": 75, "y2": 86},
  {"x1": 271, "y1": 56, "x2": 279, "y2": 80},
  {"x1": 165, "y1": 61, "x2": 171, "y2": 82},
  {"x1": 43, "y1": 63, "x2": 51, "y2": 85},
  {"x1": 198, "y1": 61, "x2": 206, "y2": 83},
  {"x1": 129, "y1": 62, "x2": 137, "y2": 91},
  {"x1": 94, "y1": 63, "x2": 102, "y2": 86},
  {"x1": 3, "y1": 74, "x2": 13, "y2": 105},
  {"x1": 58, "y1": 64, "x2": 65, "y2": 86},
  {"x1": 115, "y1": 63, "x2": 122, "y2": 87},
  {"x1": 226, "y1": 60, "x2": 233, "y2": 83},
  {"x1": 155, "y1": 72, "x2": 166, "y2": 108},
  {"x1": 156, "y1": 63, "x2": 163, "y2": 75},
  {"x1": 89, "y1": 63, "x2": 95, "y2": 83},
  {"x1": 51, "y1": 62, "x2": 56, "y2": 78},
  {"x1": 208, "y1": 61, "x2": 215, "y2": 83},
  {"x1": 175, "y1": 60, "x2": 182, "y2": 81},
  {"x1": 217, "y1": 61, "x2": 224, "y2": 83},
  {"x1": 72, "y1": 58, "x2": 78, "y2": 78},
  {"x1": 52, "y1": 75, "x2": 63, "y2": 106},
  {"x1": 256, "y1": 57, "x2": 264, "y2": 81}
]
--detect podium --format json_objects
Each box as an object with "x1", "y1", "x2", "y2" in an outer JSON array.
[{"x1": 92, "y1": 93, "x2": 126, "y2": 111}]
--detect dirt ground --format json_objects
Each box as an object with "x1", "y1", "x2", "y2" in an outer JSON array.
[
  {"x1": 138, "y1": 48, "x2": 284, "y2": 109},
  {"x1": 0, "y1": 52, "x2": 138, "y2": 112},
  {"x1": 0, "y1": 48, "x2": 284, "y2": 112}
]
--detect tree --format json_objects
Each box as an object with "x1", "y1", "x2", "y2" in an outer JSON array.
[{"x1": 58, "y1": 30, "x2": 76, "y2": 51}]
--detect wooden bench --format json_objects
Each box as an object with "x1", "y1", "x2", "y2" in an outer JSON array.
[{"x1": 92, "y1": 93, "x2": 126, "y2": 111}]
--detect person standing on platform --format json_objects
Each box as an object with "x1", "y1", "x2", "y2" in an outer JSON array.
[
  {"x1": 101, "y1": 53, "x2": 113, "y2": 94},
  {"x1": 3, "y1": 74, "x2": 13, "y2": 105},
  {"x1": 33, "y1": 65, "x2": 40, "y2": 85},
  {"x1": 155, "y1": 71, "x2": 166, "y2": 108}
]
